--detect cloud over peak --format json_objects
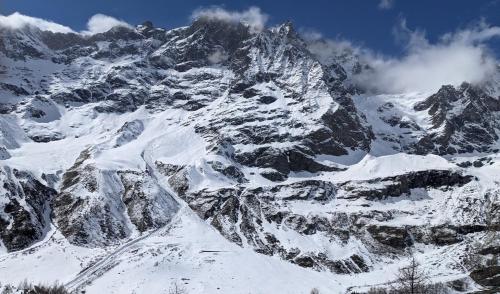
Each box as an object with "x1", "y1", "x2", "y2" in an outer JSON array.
[
  {"x1": 0, "y1": 12, "x2": 132, "y2": 35},
  {"x1": 355, "y1": 19, "x2": 500, "y2": 93},
  {"x1": 0, "y1": 12, "x2": 74, "y2": 33},
  {"x1": 2, "y1": 8, "x2": 499, "y2": 95},
  {"x1": 81, "y1": 14, "x2": 132, "y2": 35},
  {"x1": 191, "y1": 6, "x2": 269, "y2": 33},
  {"x1": 303, "y1": 17, "x2": 500, "y2": 94}
]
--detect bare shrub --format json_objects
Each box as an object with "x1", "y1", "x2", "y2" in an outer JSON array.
[
  {"x1": 1, "y1": 284, "x2": 14, "y2": 294},
  {"x1": 390, "y1": 258, "x2": 451, "y2": 294},
  {"x1": 367, "y1": 287, "x2": 388, "y2": 294},
  {"x1": 391, "y1": 257, "x2": 430, "y2": 294},
  {"x1": 0, "y1": 280, "x2": 69, "y2": 294},
  {"x1": 169, "y1": 281, "x2": 188, "y2": 294},
  {"x1": 30, "y1": 283, "x2": 69, "y2": 294}
]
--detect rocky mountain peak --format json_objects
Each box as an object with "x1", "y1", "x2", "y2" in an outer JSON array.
[
  {"x1": 90, "y1": 25, "x2": 143, "y2": 41},
  {"x1": 411, "y1": 82, "x2": 500, "y2": 154},
  {"x1": 136, "y1": 20, "x2": 167, "y2": 39},
  {"x1": 140, "y1": 20, "x2": 154, "y2": 29},
  {"x1": 187, "y1": 17, "x2": 252, "y2": 49},
  {"x1": 275, "y1": 20, "x2": 296, "y2": 37},
  {"x1": 136, "y1": 20, "x2": 154, "y2": 33}
]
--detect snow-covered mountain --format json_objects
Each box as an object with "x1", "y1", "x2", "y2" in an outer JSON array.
[{"x1": 0, "y1": 16, "x2": 499, "y2": 294}]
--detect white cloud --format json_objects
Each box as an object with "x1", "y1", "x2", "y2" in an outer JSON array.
[
  {"x1": 0, "y1": 12, "x2": 132, "y2": 35},
  {"x1": 302, "y1": 29, "x2": 363, "y2": 64},
  {"x1": 441, "y1": 20, "x2": 500, "y2": 44},
  {"x1": 300, "y1": 29, "x2": 324, "y2": 42},
  {"x1": 0, "y1": 12, "x2": 74, "y2": 33},
  {"x1": 354, "y1": 20, "x2": 500, "y2": 93},
  {"x1": 82, "y1": 14, "x2": 132, "y2": 35},
  {"x1": 378, "y1": 0, "x2": 394, "y2": 10},
  {"x1": 208, "y1": 49, "x2": 228, "y2": 64},
  {"x1": 191, "y1": 6, "x2": 269, "y2": 33}
]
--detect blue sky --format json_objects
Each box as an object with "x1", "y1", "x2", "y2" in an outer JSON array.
[{"x1": 2, "y1": 0, "x2": 500, "y2": 56}]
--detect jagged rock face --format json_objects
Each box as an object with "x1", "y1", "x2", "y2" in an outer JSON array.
[
  {"x1": 52, "y1": 150, "x2": 179, "y2": 246},
  {"x1": 366, "y1": 225, "x2": 413, "y2": 249},
  {"x1": 178, "y1": 180, "x2": 374, "y2": 274},
  {"x1": 154, "y1": 18, "x2": 251, "y2": 71},
  {"x1": 1, "y1": 19, "x2": 373, "y2": 177},
  {"x1": 0, "y1": 26, "x2": 47, "y2": 60},
  {"x1": 470, "y1": 266, "x2": 500, "y2": 287},
  {"x1": 115, "y1": 120, "x2": 144, "y2": 147},
  {"x1": 52, "y1": 150, "x2": 128, "y2": 246},
  {"x1": 234, "y1": 147, "x2": 338, "y2": 180},
  {"x1": 186, "y1": 22, "x2": 373, "y2": 176},
  {"x1": 0, "y1": 166, "x2": 56, "y2": 251},
  {"x1": 354, "y1": 82, "x2": 500, "y2": 157},
  {"x1": 119, "y1": 170, "x2": 179, "y2": 232},
  {"x1": 338, "y1": 169, "x2": 474, "y2": 200},
  {"x1": 305, "y1": 37, "x2": 371, "y2": 94},
  {"x1": 177, "y1": 169, "x2": 487, "y2": 273},
  {"x1": 413, "y1": 83, "x2": 500, "y2": 154}
]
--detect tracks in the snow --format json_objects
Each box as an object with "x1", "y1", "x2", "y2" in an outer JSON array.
[{"x1": 64, "y1": 229, "x2": 158, "y2": 292}]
